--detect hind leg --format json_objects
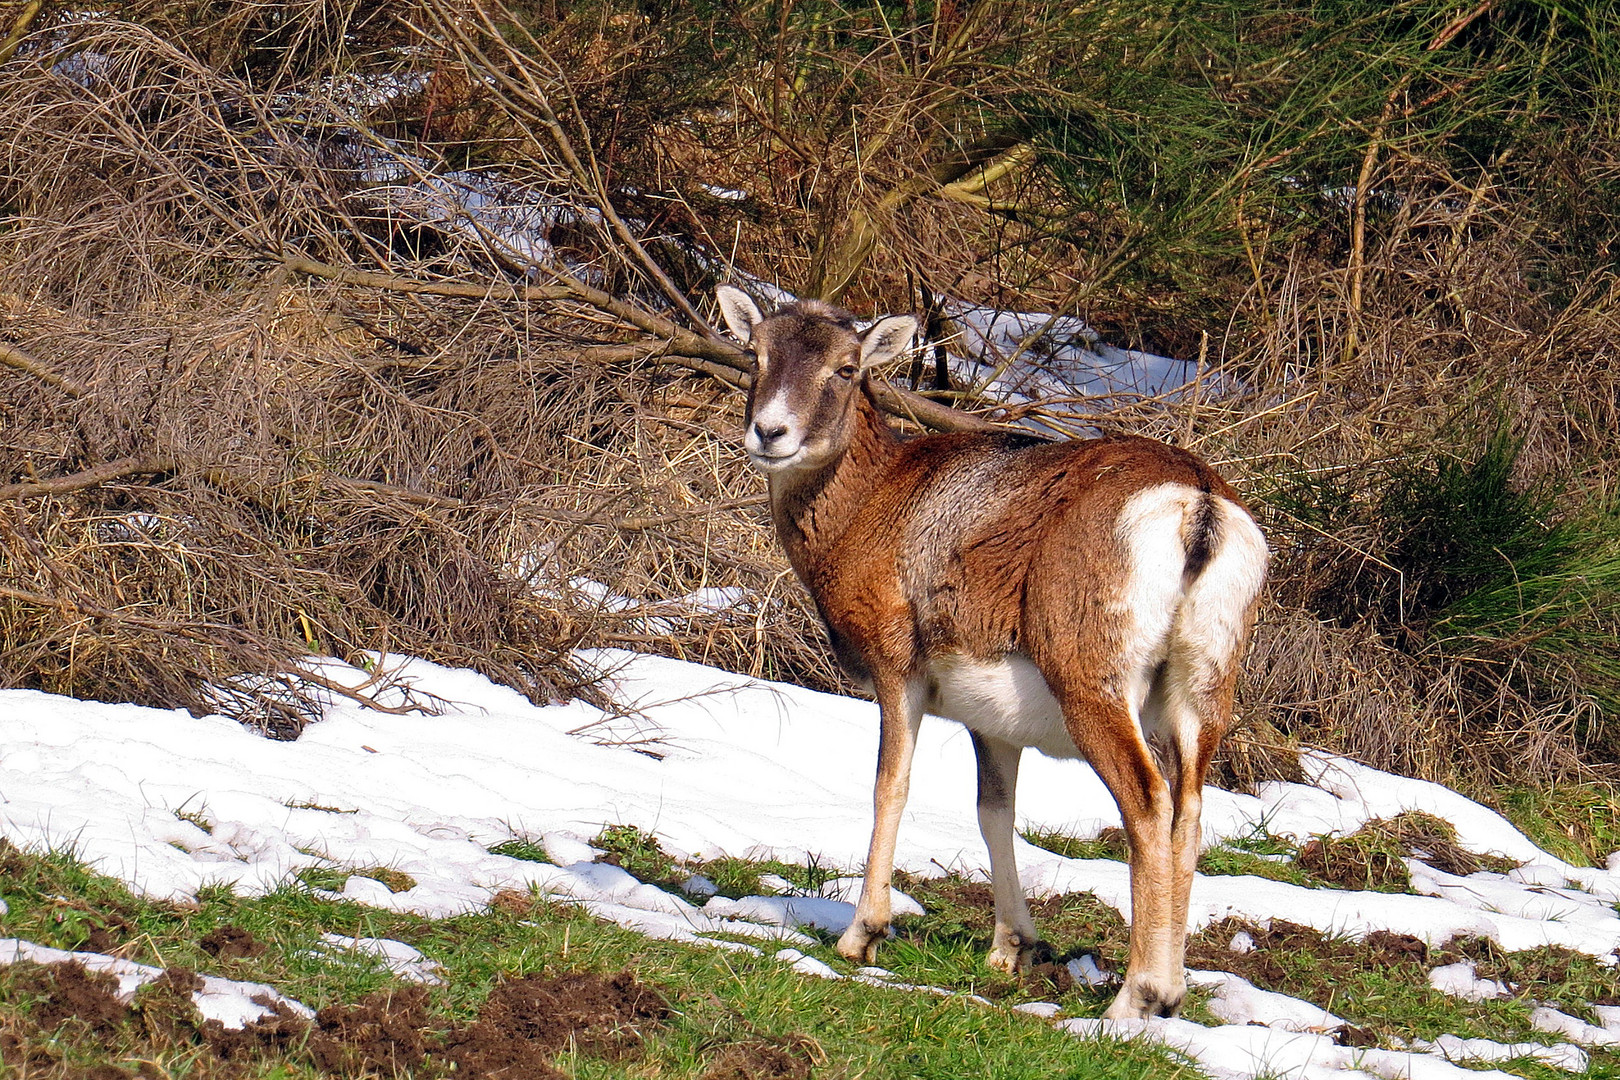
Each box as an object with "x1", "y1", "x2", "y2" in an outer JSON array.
[
  {"x1": 1160, "y1": 655, "x2": 1240, "y2": 950},
  {"x1": 1056, "y1": 691, "x2": 1184, "y2": 1019},
  {"x1": 971, "y1": 732, "x2": 1039, "y2": 973}
]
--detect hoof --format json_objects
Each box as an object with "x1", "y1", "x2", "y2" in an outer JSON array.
[
  {"x1": 1103, "y1": 973, "x2": 1186, "y2": 1020},
  {"x1": 985, "y1": 932, "x2": 1045, "y2": 975},
  {"x1": 836, "y1": 921, "x2": 886, "y2": 964}
]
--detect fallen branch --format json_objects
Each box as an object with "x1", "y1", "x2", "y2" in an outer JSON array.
[
  {"x1": 0, "y1": 0, "x2": 42, "y2": 66},
  {"x1": 295, "y1": 669, "x2": 437, "y2": 716},
  {"x1": 811, "y1": 142, "x2": 1036, "y2": 304}
]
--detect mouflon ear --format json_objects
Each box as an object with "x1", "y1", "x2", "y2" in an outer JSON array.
[
  {"x1": 715, "y1": 285, "x2": 766, "y2": 344},
  {"x1": 858, "y1": 314, "x2": 919, "y2": 369}
]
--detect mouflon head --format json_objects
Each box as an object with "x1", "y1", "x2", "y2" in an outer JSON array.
[{"x1": 716, "y1": 285, "x2": 917, "y2": 475}]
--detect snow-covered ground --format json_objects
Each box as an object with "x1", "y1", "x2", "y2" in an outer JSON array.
[{"x1": 3, "y1": 650, "x2": 1618, "y2": 1079}]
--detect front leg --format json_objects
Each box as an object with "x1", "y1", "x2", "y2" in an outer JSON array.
[
  {"x1": 971, "y1": 732, "x2": 1039, "y2": 974},
  {"x1": 837, "y1": 676, "x2": 923, "y2": 964}
]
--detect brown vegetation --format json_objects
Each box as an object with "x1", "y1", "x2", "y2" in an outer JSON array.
[{"x1": 1, "y1": 0, "x2": 1618, "y2": 798}]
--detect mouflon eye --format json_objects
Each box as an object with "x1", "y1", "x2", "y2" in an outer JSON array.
[{"x1": 837, "y1": 363, "x2": 858, "y2": 379}]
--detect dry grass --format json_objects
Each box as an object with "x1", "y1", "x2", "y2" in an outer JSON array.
[{"x1": 1, "y1": 3, "x2": 1617, "y2": 795}]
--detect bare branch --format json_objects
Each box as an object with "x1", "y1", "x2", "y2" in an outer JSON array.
[
  {"x1": 283, "y1": 257, "x2": 999, "y2": 433},
  {"x1": 429, "y1": 0, "x2": 713, "y2": 333}
]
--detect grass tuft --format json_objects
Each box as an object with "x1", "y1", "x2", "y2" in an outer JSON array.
[{"x1": 488, "y1": 839, "x2": 552, "y2": 864}]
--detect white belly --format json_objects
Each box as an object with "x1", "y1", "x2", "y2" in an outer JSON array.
[{"x1": 920, "y1": 653, "x2": 1081, "y2": 760}]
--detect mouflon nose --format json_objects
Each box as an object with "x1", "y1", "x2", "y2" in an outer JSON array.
[{"x1": 752, "y1": 420, "x2": 789, "y2": 444}]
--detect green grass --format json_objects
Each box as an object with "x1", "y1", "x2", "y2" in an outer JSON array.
[
  {"x1": 293, "y1": 866, "x2": 417, "y2": 894},
  {"x1": 0, "y1": 843, "x2": 1201, "y2": 1079},
  {"x1": 6, "y1": 812, "x2": 1620, "y2": 1080},
  {"x1": 1489, "y1": 782, "x2": 1620, "y2": 870},
  {"x1": 1022, "y1": 827, "x2": 1129, "y2": 864},
  {"x1": 590, "y1": 824, "x2": 842, "y2": 900},
  {"x1": 487, "y1": 838, "x2": 551, "y2": 863}
]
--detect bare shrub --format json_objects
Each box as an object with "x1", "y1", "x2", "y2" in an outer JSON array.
[{"x1": 2, "y1": 3, "x2": 1618, "y2": 798}]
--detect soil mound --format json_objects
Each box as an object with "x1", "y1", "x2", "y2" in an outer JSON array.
[
  {"x1": 310, "y1": 985, "x2": 432, "y2": 1075},
  {"x1": 17, "y1": 960, "x2": 127, "y2": 1034},
  {"x1": 702, "y1": 1034, "x2": 817, "y2": 1080},
  {"x1": 443, "y1": 970, "x2": 669, "y2": 1079},
  {"x1": 199, "y1": 926, "x2": 266, "y2": 960}
]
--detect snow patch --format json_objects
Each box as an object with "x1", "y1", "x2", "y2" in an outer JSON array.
[
  {"x1": 1413, "y1": 1033, "x2": 1587, "y2": 1072},
  {"x1": 1531, "y1": 1005, "x2": 1620, "y2": 1048},
  {"x1": 315, "y1": 934, "x2": 445, "y2": 985},
  {"x1": 1427, "y1": 960, "x2": 1508, "y2": 1002},
  {"x1": 1187, "y1": 969, "x2": 1345, "y2": 1033}
]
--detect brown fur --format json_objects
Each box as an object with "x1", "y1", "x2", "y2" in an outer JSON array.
[{"x1": 723, "y1": 288, "x2": 1265, "y2": 1019}]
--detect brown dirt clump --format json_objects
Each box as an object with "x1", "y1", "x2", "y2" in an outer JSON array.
[
  {"x1": 1020, "y1": 961, "x2": 1073, "y2": 997},
  {"x1": 1186, "y1": 922, "x2": 1290, "y2": 987},
  {"x1": 3, "y1": 961, "x2": 199, "y2": 1077},
  {"x1": 199, "y1": 925, "x2": 267, "y2": 961},
  {"x1": 1363, "y1": 929, "x2": 1430, "y2": 967},
  {"x1": 1186, "y1": 918, "x2": 1431, "y2": 1003},
  {"x1": 17, "y1": 961, "x2": 128, "y2": 1034},
  {"x1": 443, "y1": 970, "x2": 669, "y2": 1079},
  {"x1": 202, "y1": 1000, "x2": 312, "y2": 1062},
  {"x1": 1333, "y1": 1024, "x2": 1380, "y2": 1048},
  {"x1": 0, "y1": 838, "x2": 45, "y2": 885},
  {"x1": 702, "y1": 1034, "x2": 818, "y2": 1080},
  {"x1": 84, "y1": 924, "x2": 127, "y2": 954},
  {"x1": 7, "y1": 955, "x2": 678, "y2": 1079},
  {"x1": 309, "y1": 985, "x2": 433, "y2": 1076}
]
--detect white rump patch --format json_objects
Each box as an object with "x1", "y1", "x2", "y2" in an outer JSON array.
[
  {"x1": 1113, "y1": 485, "x2": 1199, "y2": 711},
  {"x1": 1178, "y1": 497, "x2": 1268, "y2": 668},
  {"x1": 1113, "y1": 484, "x2": 1268, "y2": 744}
]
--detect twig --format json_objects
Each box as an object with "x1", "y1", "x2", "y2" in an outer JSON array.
[
  {"x1": 1426, "y1": 1, "x2": 1493, "y2": 50},
  {"x1": 0, "y1": 457, "x2": 174, "y2": 501},
  {"x1": 295, "y1": 670, "x2": 437, "y2": 716},
  {"x1": 1347, "y1": 84, "x2": 1403, "y2": 351},
  {"x1": 0, "y1": 0, "x2": 42, "y2": 66},
  {"x1": 0, "y1": 341, "x2": 87, "y2": 398}
]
